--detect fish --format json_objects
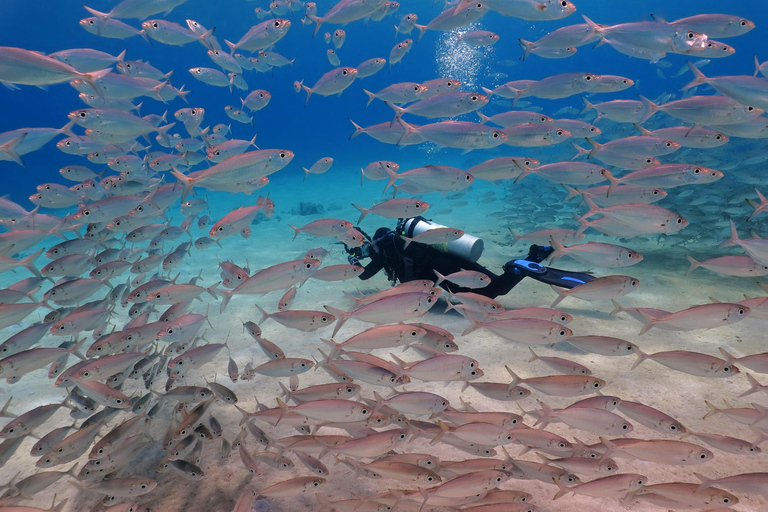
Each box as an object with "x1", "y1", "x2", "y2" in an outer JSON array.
[
  {"x1": 296, "y1": 66, "x2": 358, "y2": 104},
  {"x1": 636, "y1": 302, "x2": 749, "y2": 335}
]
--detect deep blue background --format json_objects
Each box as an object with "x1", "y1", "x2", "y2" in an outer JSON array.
[{"x1": 0, "y1": 0, "x2": 764, "y2": 207}]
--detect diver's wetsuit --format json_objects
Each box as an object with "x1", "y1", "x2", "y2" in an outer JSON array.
[{"x1": 352, "y1": 227, "x2": 587, "y2": 299}]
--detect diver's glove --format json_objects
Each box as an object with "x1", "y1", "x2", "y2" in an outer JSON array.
[{"x1": 346, "y1": 240, "x2": 372, "y2": 265}]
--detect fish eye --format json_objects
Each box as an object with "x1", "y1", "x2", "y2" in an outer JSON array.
[
  {"x1": 677, "y1": 218, "x2": 683, "y2": 223},
  {"x1": 739, "y1": 308, "x2": 746, "y2": 314},
  {"x1": 593, "y1": 382, "x2": 601, "y2": 387},
  {"x1": 666, "y1": 142, "x2": 672, "y2": 146},
  {"x1": 559, "y1": 329, "x2": 567, "y2": 335},
  {"x1": 585, "y1": 75, "x2": 592, "y2": 81},
  {"x1": 342, "y1": 70, "x2": 348, "y2": 75},
  {"x1": 557, "y1": 130, "x2": 564, "y2": 136},
  {"x1": 558, "y1": 442, "x2": 566, "y2": 448},
  {"x1": 699, "y1": 453, "x2": 707, "y2": 458},
  {"x1": 561, "y1": 0, "x2": 567, "y2": 4},
  {"x1": 274, "y1": 20, "x2": 280, "y2": 27},
  {"x1": 687, "y1": 31, "x2": 695, "y2": 39},
  {"x1": 152, "y1": 22, "x2": 158, "y2": 28},
  {"x1": 748, "y1": 106, "x2": 755, "y2": 111}
]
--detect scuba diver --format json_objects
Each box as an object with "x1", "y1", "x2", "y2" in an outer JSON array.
[{"x1": 344, "y1": 217, "x2": 595, "y2": 299}]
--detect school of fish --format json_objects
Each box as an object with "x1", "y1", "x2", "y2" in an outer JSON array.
[{"x1": 1, "y1": 0, "x2": 768, "y2": 511}]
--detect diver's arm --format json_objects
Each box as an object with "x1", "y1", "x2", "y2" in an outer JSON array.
[{"x1": 359, "y1": 259, "x2": 384, "y2": 280}]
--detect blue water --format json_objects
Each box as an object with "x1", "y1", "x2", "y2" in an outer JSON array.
[
  {"x1": 3, "y1": 1, "x2": 768, "y2": 511},
  {"x1": 0, "y1": 0, "x2": 765, "y2": 202}
]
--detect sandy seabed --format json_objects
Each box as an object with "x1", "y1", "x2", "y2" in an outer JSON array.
[{"x1": 0, "y1": 169, "x2": 765, "y2": 512}]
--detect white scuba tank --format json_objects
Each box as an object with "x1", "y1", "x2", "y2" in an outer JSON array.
[{"x1": 401, "y1": 217, "x2": 484, "y2": 262}]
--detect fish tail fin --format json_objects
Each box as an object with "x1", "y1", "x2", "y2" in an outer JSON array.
[
  {"x1": 460, "y1": 317, "x2": 481, "y2": 336},
  {"x1": 275, "y1": 398, "x2": 289, "y2": 426},
  {"x1": 481, "y1": 86, "x2": 494, "y2": 97},
  {"x1": 527, "y1": 347, "x2": 540, "y2": 363},
  {"x1": 548, "y1": 235, "x2": 567, "y2": 265},
  {"x1": 719, "y1": 218, "x2": 740, "y2": 248},
  {"x1": 254, "y1": 304, "x2": 269, "y2": 324},
  {"x1": 475, "y1": 111, "x2": 491, "y2": 125},
  {"x1": 324, "y1": 305, "x2": 349, "y2": 337},
  {"x1": 224, "y1": 39, "x2": 236, "y2": 55},
  {"x1": 205, "y1": 283, "x2": 220, "y2": 300},
  {"x1": 83, "y1": 6, "x2": 110, "y2": 36},
  {"x1": 633, "y1": 123, "x2": 651, "y2": 136},
  {"x1": 348, "y1": 119, "x2": 364, "y2": 140},
  {"x1": 740, "y1": 373, "x2": 763, "y2": 398},
  {"x1": 362, "y1": 89, "x2": 376, "y2": 108},
  {"x1": 288, "y1": 224, "x2": 301, "y2": 241},
  {"x1": 630, "y1": 347, "x2": 651, "y2": 370},
  {"x1": 601, "y1": 168, "x2": 618, "y2": 197},
  {"x1": 504, "y1": 365, "x2": 520, "y2": 387},
  {"x1": 718, "y1": 347, "x2": 736, "y2": 364},
  {"x1": 518, "y1": 38, "x2": 534, "y2": 61},
  {"x1": 693, "y1": 472, "x2": 713, "y2": 492},
  {"x1": 395, "y1": 117, "x2": 416, "y2": 146},
  {"x1": 300, "y1": 83, "x2": 312, "y2": 105},
  {"x1": 749, "y1": 187, "x2": 768, "y2": 221},
  {"x1": 352, "y1": 203, "x2": 368, "y2": 224},
  {"x1": 507, "y1": 228, "x2": 522, "y2": 246},
  {"x1": 415, "y1": 24, "x2": 428, "y2": 42},
  {"x1": 581, "y1": 14, "x2": 602, "y2": 37},
  {"x1": 20, "y1": 248, "x2": 44, "y2": 278},
  {"x1": 609, "y1": 299, "x2": 625, "y2": 316},
  {"x1": 636, "y1": 310, "x2": 657, "y2": 336},
  {"x1": 577, "y1": 195, "x2": 601, "y2": 224},
  {"x1": 0, "y1": 397, "x2": 14, "y2": 418},
  {"x1": 385, "y1": 101, "x2": 406, "y2": 126},
  {"x1": 0, "y1": 132, "x2": 27, "y2": 166},
  {"x1": 169, "y1": 165, "x2": 194, "y2": 202},
  {"x1": 579, "y1": 95, "x2": 595, "y2": 115},
  {"x1": 549, "y1": 285, "x2": 568, "y2": 308},
  {"x1": 219, "y1": 289, "x2": 234, "y2": 313},
  {"x1": 638, "y1": 94, "x2": 660, "y2": 118},
  {"x1": 684, "y1": 255, "x2": 700, "y2": 276},
  {"x1": 562, "y1": 184, "x2": 582, "y2": 201},
  {"x1": 682, "y1": 61, "x2": 708, "y2": 90},
  {"x1": 433, "y1": 269, "x2": 446, "y2": 287},
  {"x1": 534, "y1": 399, "x2": 553, "y2": 429},
  {"x1": 552, "y1": 476, "x2": 571, "y2": 500},
  {"x1": 382, "y1": 166, "x2": 400, "y2": 193},
  {"x1": 702, "y1": 400, "x2": 720, "y2": 420},
  {"x1": 570, "y1": 142, "x2": 589, "y2": 160},
  {"x1": 585, "y1": 137, "x2": 602, "y2": 159},
  {"x1": 71, "y1": 336, "x2": 88, "y2": 361},
  {"x1": 278, "y1": 381, "x2": 292, "y2": 402},
  {"x1": 307, "y1": 14, "x2": 322, "y2": 38},
  {"x1": 512, "y1": 161, "x2": 536, "y2": 184}
]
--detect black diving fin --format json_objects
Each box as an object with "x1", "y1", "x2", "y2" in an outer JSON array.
[{"x1": 507, "y1": 259, "x2": 595, "y2": 289}]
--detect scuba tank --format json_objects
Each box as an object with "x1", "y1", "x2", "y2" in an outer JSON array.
[{"x1": 400, "y1": 216, "x2": 484, "y2": 263}]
